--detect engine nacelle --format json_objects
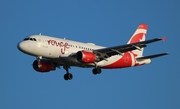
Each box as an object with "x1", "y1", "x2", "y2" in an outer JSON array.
[
  {"x1": 76, "y1": 50, "x2": 97, "y2": 63},
  {"x1": 32, "y1": 60, "x2": 56, "y2": 72}
]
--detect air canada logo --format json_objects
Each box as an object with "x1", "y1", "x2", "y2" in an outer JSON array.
[
  {"x1": 48, "y1": 40, "x2": 69, "y2": 54},
  {"x1": 130, "y1": 33, "x2": 145, "y2": 44}
]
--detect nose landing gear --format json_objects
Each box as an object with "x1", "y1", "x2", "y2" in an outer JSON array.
[
  {"x1": 64, "y1": 73, "x2": 73, "y2": 80},
  {"x1": 36, "y1": 56, "x2": 42, "y2": 67},
  {"x1": 63, "y1": 66, "x2": 73, "y2": 80}
]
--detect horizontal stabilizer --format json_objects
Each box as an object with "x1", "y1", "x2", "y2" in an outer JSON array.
[{"x1": 136, "y1": 52, "x2": 169, "y2": 60}]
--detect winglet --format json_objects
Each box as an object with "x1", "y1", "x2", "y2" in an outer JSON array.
[{"x1": 162, "y1": 36, "x2": 166, "y2": 42}]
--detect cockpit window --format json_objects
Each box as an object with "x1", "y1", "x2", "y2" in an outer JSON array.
[
  {"x1": 23, "y1": 38, "x2": 37, "y2": 41},
  {"x1": 24, "y1": 38, "x2": 29, "y2": 41},
  {"x1": 33, "y1": 38, "x2": 37, "y2": 41}
]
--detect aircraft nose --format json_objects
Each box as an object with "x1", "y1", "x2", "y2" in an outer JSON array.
[{"x1": 17, "y1": 41, "x2": 27, "y2": 53}]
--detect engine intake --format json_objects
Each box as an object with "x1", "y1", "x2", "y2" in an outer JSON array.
[
  {"x1": 76, "y1": 51, "x2": 97, "y2": 63},
  {"x1": 33, "y1": 60, "x2": 56, "y2": 72}
]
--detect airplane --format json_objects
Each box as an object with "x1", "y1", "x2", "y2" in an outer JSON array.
[{"x1": 17, "y1": 24, "x2": 168, "y2": 80}]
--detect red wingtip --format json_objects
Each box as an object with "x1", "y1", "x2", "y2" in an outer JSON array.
[
  {"x1": 138, "y1": 24, "x2": 148, "y2": 30},
  {"x1": 162, "y1": 36, "x2": 166, "y2": 42}
]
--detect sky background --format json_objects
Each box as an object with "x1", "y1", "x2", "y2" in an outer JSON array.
[{"x1": 0, "y1": 0, "x2": 179, "y2": 109}]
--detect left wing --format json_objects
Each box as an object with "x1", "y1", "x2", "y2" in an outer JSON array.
[{"x1": 93, "y1": 37, "x2": 165, "y2": 60}]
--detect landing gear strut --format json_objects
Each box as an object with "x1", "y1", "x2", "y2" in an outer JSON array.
[
  {"x1": 63, "y1": 66, "x2": 73, "y2": 80},
  {"x1": 36, "y1": 56, "x2": 42, "y2": 67},
  {"x1": 92, "y1": 67, "x2": 102, "y2": 75}
]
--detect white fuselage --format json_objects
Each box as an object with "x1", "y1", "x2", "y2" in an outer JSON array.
[
  {"x1": 17, "y1": 24, "x2": 167, "y2": 80},
  {"x1": 20, "y1": 35, "x2": 104, "y2": 57},
  {"x1": 17, "y1": 35, "x2": 150, "y2": 68}
]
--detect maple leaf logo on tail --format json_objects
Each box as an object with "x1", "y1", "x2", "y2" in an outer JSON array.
[
  {"x1": 127, "y1": 24, "x2": 148, "y2": 44},
  {"x1": 127, "y1": 24, "x2": 148, "y2": 57}
]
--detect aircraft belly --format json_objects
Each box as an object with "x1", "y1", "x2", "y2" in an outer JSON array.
[
  {"x1": 60, "y1": 57, "x2": 95, "y2": 67},
  {"x1": 98, "y1": 55, "x2": 123, "y2": 67}
]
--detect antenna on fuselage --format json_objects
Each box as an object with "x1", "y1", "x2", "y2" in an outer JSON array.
[
  {"x1": 63, "y1": 37, "x2": 66, "y2": 40},
  {"x1": 39, "y1": 33, "x2": 42, "y2": 35}
]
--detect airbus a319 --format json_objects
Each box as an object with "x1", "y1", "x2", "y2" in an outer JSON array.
[{"x1": 17, "y1": 24, "x2": 168, "y2": 80}]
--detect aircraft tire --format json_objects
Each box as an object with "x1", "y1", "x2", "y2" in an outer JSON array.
[
  {"x1": 64, "y1": 73, "x2": 73, "y2": 80},
  {"x1": 92, "y1": 68, "x2": 101, "y2": 75}
]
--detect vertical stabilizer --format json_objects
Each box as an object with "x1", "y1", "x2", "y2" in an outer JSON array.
[{"x1": 127, "y1": 24, "x2": 148, "y2": 56}]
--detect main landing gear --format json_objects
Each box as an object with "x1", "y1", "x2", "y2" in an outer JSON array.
[
  {"x1": 62, "y1": 65, "x2": 102, "y2": 80},
  {"x1": 92, "y1": 63, "x2": 102, "y2": 75},
  {"x1": 92, "y1": 67, "x2": 102, "y2": 75},
  {"x1": 63, "y1": 66, "x2": 73, "y2": 80}
]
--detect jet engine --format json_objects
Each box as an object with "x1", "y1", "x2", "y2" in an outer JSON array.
[
  {"x1": 76, "y1": 51, "x2": 97, "y2": 63},
  {"x1": 32, "y1": 60, "x2": 56, "y2": 72}
]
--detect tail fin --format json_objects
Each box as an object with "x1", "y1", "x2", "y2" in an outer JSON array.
[{"x1": 127, "y1": 24, "x2": 148, "y2": 57}]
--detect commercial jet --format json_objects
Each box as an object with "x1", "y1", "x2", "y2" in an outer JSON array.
[{"x1": 17, "y1": 24, "x2": 168, "y2": 80}]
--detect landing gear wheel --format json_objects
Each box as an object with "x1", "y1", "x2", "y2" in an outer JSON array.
[
  {"x1": 92, "y1": 69, "x2": 98, "y2": 75},
  {"x1": 64, "y1": 73, "x2": 73, "y2": 80},
  {"x1": 92, "y1": 68, "x2": 102, "y2": 75},
  {"x1": 63, "y1": 65, "x2": 73, "y2": 80},
  {"x1": 64, "y1": 74, "x2": 69, "y2": 80}
]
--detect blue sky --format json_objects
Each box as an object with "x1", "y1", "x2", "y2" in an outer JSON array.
[{"x1": 0, "y1": 0, "x2": 179, "y2": 109}]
